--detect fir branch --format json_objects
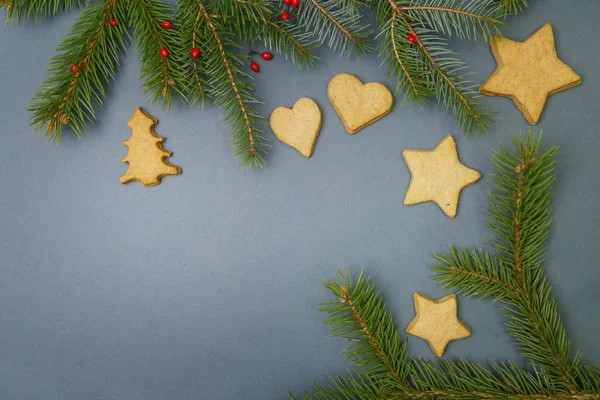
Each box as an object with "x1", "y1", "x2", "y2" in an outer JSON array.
[
  {"x1": 28, "y1": 0, "x2": 127, "y2": 143},
  {"x1": 376, "y1": 13, "x2": 432, "y2": 104},
  {"x1": 176, "y1": 0, "x2": 209, "y2": 106},
  {"x1": 196, "y1": 0, "x2": 267, "y2": 167},
  {"x1": 295, "y1": 133, "x2": 600, "y2": 400},
  {"x1": 295, "y1": 0, "x2": 372, "y2": 56},
  {"x1": 4, "y1": 0, "x2": 83, "y2": 23},
  {"x1": 255, "y1": 17, "x2": 319, "y2": 68},
  {"x1": 399, "y1": 0, "x2": 502, "y2": 41},
  {"x1": 321, "y1": 269, "x2": 411, "y2": 384},
  {"x1": 289, "y1": 373, "x2": 382, "y2": 400},
  {"x1": 496, "y1": 0, "x2": 528, "y2": 15},
  {"x1": 208, "y1": 0, "x2": 271, "y2": 22},
  {"x1": 401, "y1": 17, "x2": 494, "y2": 133},
  {"x1": 433, "y1": 246, "x2": 519, "y2": 301},
  {"x1": 372, "y1": 0, "x2": 499, "y2": 134},
  {"x1": 454, "y1": 131, "x2": 579, "y2": 393},
  {"x1": 127, "y1": 0, "x2": 182, "y2": 108}
]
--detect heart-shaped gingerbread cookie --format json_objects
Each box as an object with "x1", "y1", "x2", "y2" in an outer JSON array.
[
  {"x1": 327, "y1": 73, "x2": 394, "y2": 134},
  {"x1": 269, "y1": 98, "x2": 322, "y2": 158}
]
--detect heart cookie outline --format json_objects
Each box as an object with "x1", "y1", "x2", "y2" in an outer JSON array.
[
  {"x1": 269, "y1": 97, "x2": 322, "y2": 158},
  {"x1": 327, "y1": 73, "x2": 394, "y2": 134}
]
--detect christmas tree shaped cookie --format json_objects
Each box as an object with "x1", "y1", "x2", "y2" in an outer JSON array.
[{"x1": 120, "y1": 107, "x2": 181, "y2": 186}]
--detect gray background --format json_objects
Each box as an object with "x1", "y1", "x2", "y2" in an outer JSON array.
[{"x1": 1, "y1": 1, "x2": 599, "y2": 399}]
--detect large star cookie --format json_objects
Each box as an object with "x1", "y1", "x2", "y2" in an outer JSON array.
[
  {"x1": 479, "y1": 23, "x2": 581, "y2": 125},
  {"x1": 405, "y1": 293, "x2": 471, "y2": 357},
  {"x1": 402, "y1": 135, "x2": 480, "y2": 218}
]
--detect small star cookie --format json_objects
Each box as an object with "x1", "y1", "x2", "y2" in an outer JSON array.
[
  {"x1": 479, "y1": 23, "x2": 581, "y2": 125},
  {"x1": 405, "y1": 293, "x2": 471, "y2": 357},
  {"x1": 402, "y1": 135, "x2": 480, "y2": 218}
]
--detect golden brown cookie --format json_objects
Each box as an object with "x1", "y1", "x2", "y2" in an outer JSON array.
[
  {"x1": 405, "y1": 292, "x2": 471, "y2": 357},
  {"x1": 120, "y1": 107, "x2": 181, "y2": 186},
  {"x1": 269, "y1": 98, "x2": 322, "y2": 158},
  {"x1": 479, "y1": 23, "x2": 581, "y2": 125},
  {"x1": 402, "y1": 135, "x2": 480, "y2": 218},
  {"x1": 327, "y1": 73, "x2": 394, "y2": 134}
]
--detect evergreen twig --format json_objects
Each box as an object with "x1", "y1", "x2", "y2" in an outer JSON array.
[
  {"x1": 292, "y1": 131, "x2": 600, "y2": 400},
  {"x1": 127, "y1": 0, "x2": 182, "y2": 108},
  {"x1": 13, "y1": 0, "x2": 530, "y2": 165},
  {"x1": 28, "y1": 0, "x2": 128, "y2": 143},
  {"x1": 3, "y1": 0, "x2": 83, "y2": 23},
  {"x1": 372, "y1": 0, "x2": 500, "y2": 134}
]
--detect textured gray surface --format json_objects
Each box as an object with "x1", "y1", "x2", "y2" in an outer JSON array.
[{"x1": 1, "y1": 2, "x2": 599, "y2": 399}]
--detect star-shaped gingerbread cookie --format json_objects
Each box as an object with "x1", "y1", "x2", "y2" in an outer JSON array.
[
  {"x1": 479, "y1": 23, "x2": 581, "y2": 125},
  {"x1": 405, "y1": 293, "x2": 471, "y2": 357},
  {"x1": 402, "y1": 135, "x2": 480, "y2": 218}
]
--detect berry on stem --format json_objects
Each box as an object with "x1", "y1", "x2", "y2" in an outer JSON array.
[
  {"x1": 160, "y1": 47, "x2": 169, "y2": 58},
  {"x1": 283, "y1": 0, "x2": 292, "y2": 4},
  {"x1": 71, "y1": 63, "x2": 78, "y2": 73},
  {"x1": 406, "y1": 33, "x2": 417, "y2": 43},
  {"x1": 291, "y1": 0, "x2": 300, "y2": 7},
  {"x1": 191, "y1": 47, "x2": 201, "y2": 59},
  {"x1": 250, "y1": 61, "x2": 260, "y2": 73},
  {"x1": 109, "y1": 17, "x2": 117, "y2": 26},
  {"x1": 280, "y1": 11, "x2": 290, "y2": 20},
  {"x1": 261, "y1": 51, "x2": 273, "y2": 61},
  {"x1": 161, "y1": 20, "x2": 172, "y2": 29}
]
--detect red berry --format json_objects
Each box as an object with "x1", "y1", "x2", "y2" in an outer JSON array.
[
  {"x1": 261, "y1": 51, "x2": 273, "y2": 61},
  {"x1": 406, "y1": 33, "x2": 417, "y2": 43},
  {"x1": 191, "y1": 47, "x2": 201, "y2": 59},
  {"x1": 109, "y1": 17, "x2": 117, "y2": 26},
  {"x1": 291, "y1": 0, "x2": 300, "y2": 7},
  {"x1": 280, "y1": 11, "x2": 290, "y2": 20},
  {"x1": 283, "y1": 0, "x2": 292, "y2": 4},
  {"x1": 160, "y1": 47, "x2": 169, "y2": 58},
  {"x1": 161, "y1": 20, "x2": 172, "y2": 29},
  {"x1": 250, "y1": 61, "x2": 260, "y2": 73},
  {"x1": 71, "y1": 63, "x2": 78, "y2": 73}
]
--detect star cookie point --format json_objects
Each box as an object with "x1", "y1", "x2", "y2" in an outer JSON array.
[
  {"x1": 480, "y1": 23, "x2": 581, "y2": 125},
  {"x1": 406, "y1": 292, "x2": 471, "y2": 357}
]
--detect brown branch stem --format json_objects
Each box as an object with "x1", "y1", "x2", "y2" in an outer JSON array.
[
  {"x1": 401, "y1": 15, "x2": 478, "y2": 119},
  {"x1": 311, "y1": 0, "x2": 361, "y2": 45},
  {"x1": 339, "y1": 285, "x2": 405, "y2": 384},
  {"x1": 448, "y1": 266, "x2": 519, "y2": 292},
  {"x1": 399, "y1": 6, "x2": 498, "y2": 25},
  {"x1": 51, "y1": 0, "x2": 116, "y2": 124},
  {"x1": 262, "y1": 18, "x2": 309, "y2": 55},
  {"x1": 191, "y1": 8, "x2": 206, "y2": 100},
  {"x1": 390, "y1": 13, "x2": 418, "y2": 97},
  {"x1": 512, "y1": 153, "x2": 578, "y2": 394},
  {"x1": 389, "y1": 392, "x2": 600, "y2": 399},
  {"x1": 385, "y1": 0, "x2": 477, "y2": 118},
  {"x1": 198, "y1": 0, "x2": 257, "y2": 156},
  {"x1": 140, "y1": 1, "x2": 171, "y2": 97}
]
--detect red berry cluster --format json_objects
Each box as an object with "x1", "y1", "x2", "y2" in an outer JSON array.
[
  {"x1": 248, "y1": 50, "x2": 274, "y2": 73},
  {"x1": 280, "y1": 0, "x2": 300, "y2": 20}
]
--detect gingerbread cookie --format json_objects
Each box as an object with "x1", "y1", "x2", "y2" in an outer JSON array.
[
  {"x1": 479, "y1": 23, "x2": 581, "y2": 125},
  {"x1": 327, "y1": 73, "x2": 394, "y2": 134},
  {"x1": 405, "y1": 293, "x2": 471, "y2": 357},
  {"x1": 120, "y1": 107, "x2": 181, "y2": 186},
  {"x1": 270, "y1": 98, "x2": 322, "y2": 158},
  {"x1": 402, "y1": 135, "x2": 480, "y2": 218}
]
